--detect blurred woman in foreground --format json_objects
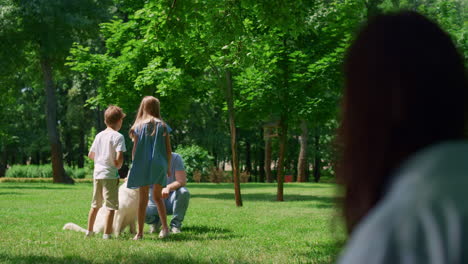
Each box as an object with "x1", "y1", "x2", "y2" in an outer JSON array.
[{"x1": 337, "y1": 11, "x2": 468, "y2": 263}]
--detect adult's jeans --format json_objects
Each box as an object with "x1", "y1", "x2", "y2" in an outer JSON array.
[{"x1": 145, "y1": 187, "x2": 190, "y2": 228}]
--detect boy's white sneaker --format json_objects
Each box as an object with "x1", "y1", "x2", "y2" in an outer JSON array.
[
  {"x1": 170, "y1": 227, "x2": 181, "y2": 234},
  {"x1": 103, "y1": 234, "x2": 112, "y2": 240}
]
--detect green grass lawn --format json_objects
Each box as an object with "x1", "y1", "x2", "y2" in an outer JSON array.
[{"x1": 0, "y1": 182, "x2": 345, "y2": 264}]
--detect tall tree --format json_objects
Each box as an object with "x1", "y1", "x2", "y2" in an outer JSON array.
[
  {"x1": 69, "y1": 0, "x2": 246, "y2": 204},
  {"x1": 1, "y1": 0, "x2": 111, "y2": 183},
  {"x1": 264, "y1": 128, "x2": 273, "y2": 183},
  {"x1": 225, "y1": 70, "x2": 243, "y2": 206}
]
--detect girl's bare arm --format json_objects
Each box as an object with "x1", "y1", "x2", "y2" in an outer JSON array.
[{"x1": 132, "y1": 137, "x2": 138, "y2": 161}]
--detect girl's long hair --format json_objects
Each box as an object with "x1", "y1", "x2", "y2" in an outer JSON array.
[
  {"x1": 130, "y1": 96, "x2": 164, "y2": 139},
  {"x1": 337, "y1": 11, "x2": 467, "y2": 234}
]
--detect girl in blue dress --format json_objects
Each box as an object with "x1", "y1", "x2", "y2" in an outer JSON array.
[{"x1": 127, "y1": 96, "x2": 172, "y2": 240}]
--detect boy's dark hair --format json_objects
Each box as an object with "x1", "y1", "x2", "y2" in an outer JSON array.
[{"x1": 104, "y1": 105, "x2": 125, "y2": 126}]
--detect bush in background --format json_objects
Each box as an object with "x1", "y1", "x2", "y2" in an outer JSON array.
[
  {"x1": 6, "y1": 164, "x2": 87, "y2": 179},
  {"x1": 208, "y1": 167, "x2": 223, "y2": 183},
  {"x1": 6, "y1": 165, "x2": 52, "y2": 178},
  {"x1": 193, "y1": 170, "x2": 202, "y2": 183},
  {"x1": 208, "y1": 167, "x2": 234, "y2": 183},
  {"x1": 0, "y1": 178, "x2": 94, "y2": 183},
  {"x1": 66, "y1": 167, "x2": 87, "y2": 179},
  {"x1": 240, "y1": 171, "x2": 250, "y2": 183},
  {"x1": 175, "y1": 145, "x2": 213, "y2": 182}
]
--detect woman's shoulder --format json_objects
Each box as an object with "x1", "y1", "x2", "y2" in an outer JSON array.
[
  {"x1": 339, "y1": 142, "x2": 468, "y2": 263},
  {"x1": 339, "y1": 186, "x2": 468, "y2": 264}
]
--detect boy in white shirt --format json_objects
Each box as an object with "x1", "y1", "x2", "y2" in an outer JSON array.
[{"x1": 86, "y1": 105, "x2": 126, "y2": 239}]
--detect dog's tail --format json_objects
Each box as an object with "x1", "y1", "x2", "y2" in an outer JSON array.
[{"x1": 63, "y1": 223, "x2": 87, "y2": 233}]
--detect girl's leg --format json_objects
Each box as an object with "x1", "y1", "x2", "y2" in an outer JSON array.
[
  {"x1": 152, "y1": 184, "x2": 169, "y2": 236},
  {"x1": 134, "y1": 185, "x2": 149, "y2": 240}
]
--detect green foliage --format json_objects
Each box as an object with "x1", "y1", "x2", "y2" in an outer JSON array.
[
  {"x1": 386, "y1": 0, "x2": 467, "y2": 59},
  {"x1": 66, "y1": 167, "x2": 87, "y2": 179},
  {"x1": 5, "y1": 165, "x2": 87, "y2": 179},
  {"x1": 2, "y1": 0, "x2": 466, "y2": 182},
  {"x1": 0, "y1": 178, "x2": 94, "y2": 183},
  {"x1": 175, "y1": 145, "x2": 214, "y2": 182},
  {"x1": 5, "y1": 165, "x2": 52, "y2": 178},
  {"x1": 0, "y1": 0, "x2": 113, "y2": 177}
]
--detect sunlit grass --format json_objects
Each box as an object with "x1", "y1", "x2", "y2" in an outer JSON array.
[{"x1": 0, "y1": 182, "x2": 345, "y2": 264}]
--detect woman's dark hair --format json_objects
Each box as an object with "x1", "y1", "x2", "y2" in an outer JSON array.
[{"x1": 337, "y1": 11, "x2": 467, "y2": 234}]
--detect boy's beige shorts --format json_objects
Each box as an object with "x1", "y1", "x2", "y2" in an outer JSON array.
[{"x1": 91, "y1": 179, "x2": 119, "y2": 210}]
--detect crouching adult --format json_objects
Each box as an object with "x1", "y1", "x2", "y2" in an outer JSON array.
[{"x1": 146, "y1": 152, "x2": 190, "y2": 233}]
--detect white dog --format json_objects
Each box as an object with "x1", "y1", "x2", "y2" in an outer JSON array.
[{"x1": 63, "y1": 180, "x2": 139, "y2": 237}]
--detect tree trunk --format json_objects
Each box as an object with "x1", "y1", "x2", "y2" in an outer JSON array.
[
  {"x1": 276, "y1": 36, "x2": 289, "y2": 200},
  {"x1": 297, "y1": 120, "x2": 308, "y2": 182},
  {"x1": 276, "y1": 116, "x2": 288, "y2": 201},
  {"x1": 96, "y1": 106, "x2": 105, "y2": 131},
  {"x1": 251, "y1": 150, "x2": 258, "y2": 182},
  {"x1": 0, "y1": 145, "x2": 7, "y2": 177},
  {"x1": 245, "y1": 140, "x2": 252, "y2": 174},
  {"x1": 264, "y1": 127, "x2": 273, "y2": 183},
  {"x1": 65, "y1": 131, "x2": 72, "y2": 166},
  {"x1": 212, "y1": 150, "x2": 218, "y2": 168},
  {"x1": 225, "y1": 70, "x2": 242, "y2": 207},
  {"x1": 78, "y1": 128, "x2": 85, "y2": 168},
  {"x1": 313, "y1": 132, "x2": 321, "y2": 183},
  {"x1": 40, "y1": 58, "x2": 74, "y2": 184},
  {"x1": 258, "y1": 127, "x2": 265, "y2": 182},
  {"x1": 33, "y1": 151, "x2": 40, "y2": 164}
]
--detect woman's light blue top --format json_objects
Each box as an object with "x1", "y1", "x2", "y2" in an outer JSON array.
[
  {"x1": 127, "y1": 120, "x2": 172, "y2": 189},
  {"x1": 338, "y1": 141, "x2": 468, "y2": 263}
]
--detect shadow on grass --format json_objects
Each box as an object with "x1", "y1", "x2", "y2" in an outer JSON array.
[
  {"x1": 182, "y1": 225, "x2": 231, "y2": 234},
  {"x1": 191, "y1": 192, "x2": 335, "y2": 207},
  {"x1": 143, "y1": 225, "x2": 236, "y2": 242},
  {"x1": 0, "y1": 192, "x2": 23, "y2": 195},
  {"x1": 0, "y1": 253, "x2": 215, "y2": 264}
]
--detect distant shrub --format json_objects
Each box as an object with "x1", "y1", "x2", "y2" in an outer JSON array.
[
  {"x1": 193, "y1": 170, "x2": 202, "y2": 183},
  {"x1": 6, "y1": 164, "x2": 88, "y2": 179},
  {"x1": 6, "y1": 165, "x2": 52, "y2": 178},
  {"x1": 175, "y1": 145, "x2": 214, "y2": 182},
  {"x1": 208, "y1": 167, "x2": 223, "y2": 183},
  {"x1": 208, "y1": 167, "x2": 234, "y2": 183},
  {"x1": 223, "y1": 171, "x2": 233, "y2": 183},
  {"x1": 240, "y1": 171, "x2": 250, "y2": 183},
  {"x1": 66, "y1": 167, "x2": 87, "y2": 179},
  {"x1": 83, "y1": 154, "x2": 95, "y2": 178},
  {"x1": 0, "y1": 178, "x2": 95, "y2": 183}
]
